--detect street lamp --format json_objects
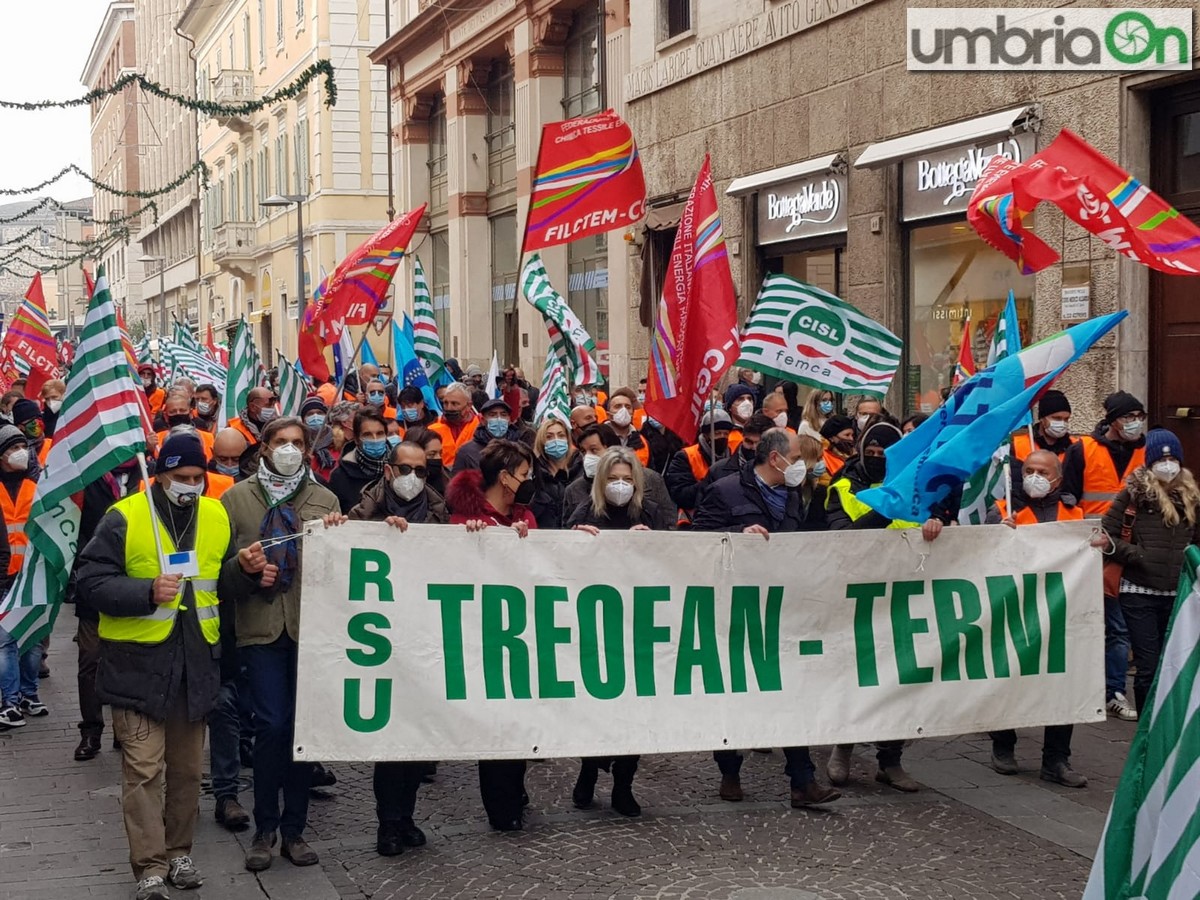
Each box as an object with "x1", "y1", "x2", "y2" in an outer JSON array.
[
  {"x1": 261, "y1": 194, "x2": 307, "y2": 352},
  {"x1": 137, "y1": 254, "x2": 167, "y2": 337}
]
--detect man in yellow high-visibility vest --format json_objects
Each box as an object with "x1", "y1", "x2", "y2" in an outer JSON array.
[{"x1": 77, "y1": 433, "x2": 274, "y2": 900}]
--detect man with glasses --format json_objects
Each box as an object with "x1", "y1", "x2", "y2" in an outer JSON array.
[
  {"x1": 1062, "y1": 390, "x2": 1148, "y2": 722},
  {"x1": 229, "y1": 387, "x2": 279, "y2": 450}
]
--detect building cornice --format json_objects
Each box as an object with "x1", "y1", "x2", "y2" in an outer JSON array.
[{"x1": 80, "y1": 1, "x2": 135, "y2": 88}]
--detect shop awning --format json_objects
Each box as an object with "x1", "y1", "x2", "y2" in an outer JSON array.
[
  {"x1": 644, "y1": 201, "x2": 686, "y2": 232},
  {"x1": 853, "y1": 105, "x2": 1041, "y2": 170},
  {"x1": 725, "y1": 153, "x2": 846, "y2": 197}
]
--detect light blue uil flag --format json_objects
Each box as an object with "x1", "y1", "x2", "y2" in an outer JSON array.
[{"x1": 858, "y1": 311, "x2": 1127, "y2": 523}]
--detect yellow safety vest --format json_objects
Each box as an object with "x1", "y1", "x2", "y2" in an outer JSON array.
[
  {"x1": 825, "y1": 477, "x2": 919, "y2": 530},
  {"x1": 98, "y1": 493, "x2": 228, "y2": 646}
]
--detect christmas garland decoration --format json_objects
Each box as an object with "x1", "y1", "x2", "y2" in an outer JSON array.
[
  {"x1": 0, "y1": 60, "x2": 337, "y2": 115},
  {"x1": 0, "y1": 229, "x2": 130, "y2": 267},
  {"x1": 0, "y1": 233, "x2": 125, "y2": 277},
  {"x1": 0, "y1": 224, "x2": 129, "y2": 250},
  {"x1": 0, "y1": 160, "x2": 208, "y2": 199},
  {"x1": 0, "y1": 196, "x2": 159, "y2": 228}
]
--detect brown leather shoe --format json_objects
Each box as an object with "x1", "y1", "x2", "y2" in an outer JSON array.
[
  {"x1": 244, "y1": 832, "x2": 275, "y2": 872},
  {"x1": 719, "y1": 775, "x2": 743, "y2": 802},
  {"x1": 281, "y1": 835, "x2": 319, "y2": 867},
  {"x1": 790, "y1": 782, "x2": 842, "y2": 807},
  {"x1": 215, "y1": 797, "x2": 251, "y2": 831},
  {"x1": 875, "y1": 765, "x2": 920, "y2": 793}
]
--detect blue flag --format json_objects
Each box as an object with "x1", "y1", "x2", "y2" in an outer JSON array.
[
  {"x1": 392, "y1": 316, "x2": 441, "y2": 414},
  {"x1": 859, "y1": 311, "x2": 1127, "y2": 522},
  {"x1": 360, "y1": 338, "x2": 379, "y2": 369}
]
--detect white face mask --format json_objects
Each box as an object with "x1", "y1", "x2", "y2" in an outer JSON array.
[
  {"x1": 772, "y1": 412, "x2": 788, "y2": 428},
  {"x1": 392, "y1": 472, "x2": 425, "y2": 500},
  {"x1": 582, "y1": 453, "x2": 601, "y2": 479},
  {"x1": 775, "y1": 456, "x2": 807, "y2": 488},
  {"x1": 636, "y1": 392, "x2": 646, "y2": 404},
  {"x1": 856, "y1": 414, "x2": 870, "y2": 430},
  {"x1": 5, "y1": 448, "x2": 29, "y2": 470},
  {"x1": 733, "y1": 398, "x2": 754, "y2": 420},
  {"x1": 164, "y1": 478, "x2": 203, "y2": 506},
  {"x1": 1022, "y1": 473, "x2": 1052, "y2": 499},
  {"x1": 1152, "y1": 459, "x2": 1181, "y2": 482},
  {"x1": 604, "y1": 480, "x2": 634, "y2": 507},
  {"x1": 270, "y1": 442, "x2": 304, "y2": 476},
  {"x1": 1043, "y1": 419, "x2": 1069, "y2": 439},
  {"x1": 611, "y1": 407, "x2": 632, "y2": 428},
  {"x1": 197, "y1": 401, "x2": 214, "y2": 416},
  {"x1": 1121, "y1": 419, "x2": 1145, "y2": 439},
  {"x1": 45, "y1": 399, "x2": 62, "y2": 414}
]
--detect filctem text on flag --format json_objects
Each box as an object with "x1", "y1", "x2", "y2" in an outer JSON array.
[{"x1": 542, "y1": 202, "x2": 645, "y2": 242}]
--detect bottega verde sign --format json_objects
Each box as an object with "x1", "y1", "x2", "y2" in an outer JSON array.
[
  {"x1": 625, "y1": 0, "x2": 882, "y2": 102},
  {"x1": 294, "y1": 522, "x2": 1104, "y2": 762},
  {"x1": 758, "y1": 173, "x2": 847, "y2": 244}
]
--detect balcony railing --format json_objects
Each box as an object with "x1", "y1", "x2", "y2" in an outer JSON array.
[
  {"x1": 212, "y1": 222, "x2": 256, "y2": 265},
  {"x1": 211, "y1": 70, "x2": 255, "y2": 107}
]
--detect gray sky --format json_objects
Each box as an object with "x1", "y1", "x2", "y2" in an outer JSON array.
[{"x1": 0, "y1": 2, "x2": 110, "y2": 202}]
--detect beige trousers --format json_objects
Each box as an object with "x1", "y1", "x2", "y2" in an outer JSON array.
[{"x1": 112, "y1": 699, "x2": 206, "y2": 880}]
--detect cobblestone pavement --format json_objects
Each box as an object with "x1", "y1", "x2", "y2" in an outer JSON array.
[{"x1": 0, "y1": 616, "x2": 1134, "y2": 899}]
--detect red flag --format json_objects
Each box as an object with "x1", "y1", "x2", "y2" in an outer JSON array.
[
  {"x1": 83, "y1": 266, "x2": 95, "y2": 300},
  {"x1": 952, "y1": 316, "x2": 977, "y2": 388},
  {"x1": 644, "y1": 156, "x2": 740, "y2": 444},
  {"x1": 522, "y1": 109, "x2": 646, "y2": 254},
  {"x1": 970, "y1": 128, "x2": 1200, "y2": 276},
  {"x1": 298, "y1": 329, "x2": 331, "y2": 384},
  {"x1": 2, "y1": 273, "x2": 59, "y2": 397},
  {"x1": 204, "y1": 323, "x2": 229, "y2": 367}
]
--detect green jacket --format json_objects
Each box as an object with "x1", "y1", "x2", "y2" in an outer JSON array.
[{"x1": 220, "y1": 475, "x2": 341, "y2": 647}]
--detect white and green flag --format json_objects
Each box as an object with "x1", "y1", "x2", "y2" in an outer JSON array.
[
  {"x1": 223, "y1": 317, "x2": 262, "y2": 426},
  {"x1": 162, "y1": 321, "x2": 227, "y2": 392},
  {"x1": 534, "y1": 344, "x2": 571, "y2": 425},
  {"x1": 1085, "y1": 545, "x2": 1200, "y2": 899},
  {"x1": 957, "y1": 445, "x2": 1009, "y2": 526},
  {"x1": 411, "y1": 255, "x2": 446, "y2": 385},
  {"x1": 276, "y1": 352, "x2": 309, "y2": 417},
  {"x1": 521, "y1": 253, "x2": 602, "y2": 386},
  {"x1": 737, "y1": 274, "x2": 902, "y2": 398},
  {"x1": 0, "y1": 267, "x2": 147, "y2": 650}
]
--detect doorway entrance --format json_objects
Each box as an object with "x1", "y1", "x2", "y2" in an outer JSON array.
[{"x1": 1150, "y1": 81, "x2": 1200, "y2": 463}]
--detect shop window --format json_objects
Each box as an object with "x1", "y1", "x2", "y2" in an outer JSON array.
[
  {"x1": 563, "y1": 6, "x2": 601, "y2": 119},
  {"x1": 430, "y1": 229, "x2": 451, "y2": 343},
  {"x1": 764, "y1": 247, "x2": 845, "y2": 297},
  {"x1": 907, "y1": 220, "x2": 1034, "y2": 414},
  {"x1": 568, "y1": 233, "x2": 609, "y2": 342},
  {"x1": 490, "y1": 213, "x2": 518, "y2": 365}
]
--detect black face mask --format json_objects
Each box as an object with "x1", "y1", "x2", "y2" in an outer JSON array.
[
  {"x1": 863, "y1": 456, "x2": 887, "y2": 483},
  {"x1": 833, "y1": 439, "x2": 856, "y2": 455},
  {"x1": 513, "y1": 477, "x2": 536, "y2": 505},
  {"x1": 167, "y1": 414, "x2": 191, "y2": 428},
  {"x1": 426, "y1": 459, "x2": 444, "y2": 480},
  {"x1": 444, "y1": 409, "x2": 462, "y2": 422},
  {"x1": 739, "y1": 444, "x2": 756, "y2": 462},
  {"x1": 713, "y1": 438, "x2": 729, "y2": 457}
]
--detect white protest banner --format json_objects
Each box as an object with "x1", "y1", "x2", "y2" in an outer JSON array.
[{"x1": 294, "y1": 521, "x2": 1104, "y2": 762}]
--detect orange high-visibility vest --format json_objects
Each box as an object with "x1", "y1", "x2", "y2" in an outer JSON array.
[
  {"x1": 439, "y1": 415, "x2": 479, "y2": 467},
  {"x1": 1079, "y1": 436, "x2": 1145, "y2": 518},
  {"x1": 676, "y1": 444, "x2": 711, "y2": 527},
  {"x1": 156, "y1": 429, "x2": 215, "y2": 460},
  {"x1": 0, "y1": 479, "x2": 36, "y2": 576},
  {"x1": 1012, "y1": 430, "x2": 1077, "y2": 464},
  {"x1": 996, "y1": 499, "x2": 1084, "y2": 525},
  {"x1": 228, "y1": 418, "x2": 260, "y2": 447}
]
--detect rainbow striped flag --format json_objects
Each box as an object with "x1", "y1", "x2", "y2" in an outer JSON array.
[{"x1": 1, "y1": 272, "x2": 58, "y2": 396}]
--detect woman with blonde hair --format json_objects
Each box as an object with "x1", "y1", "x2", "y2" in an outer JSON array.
[
  {"x1": 797, "y1": 389, "x2": 835, "y2": 441},
  {"x1": 1101, "y1": 428, "x2": 1200, "y2": 714},
  {"x1": 564, "y1": 447, "x2": 659, "y2": 816},
  {"x1": 529, "y1": 417, "x2": 578, "y2": 529}
]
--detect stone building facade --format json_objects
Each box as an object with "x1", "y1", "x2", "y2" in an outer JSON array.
[
  {"x1": 82, "y1": 1, "x2": 144, "y2": 324},
  {"x1": 624, "y1": 0, "x2": 1200, "y2": 456},
  {"x1": 135, "y1": 0, "x2": 201, "y2": 336},
  {"x1": 373, "y1": 0, "x2": 634, "y2": 382},
  {"x1": 180, "y1": 0, "x2": 391, "y2": 362}
]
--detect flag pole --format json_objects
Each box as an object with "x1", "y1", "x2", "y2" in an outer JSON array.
[
  {"x1": 335, "y1": 327, "x2": 371, "y2": 398},
  {"x1": 136, "y1": 451, "x2": 168, "y2": 571}
]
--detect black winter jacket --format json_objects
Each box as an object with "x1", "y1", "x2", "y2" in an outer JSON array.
[
  {"x1": 691, "y1": 464, "x2": 826, "y2": 534},
  {"x1": 70, "y1": 467, "x2": 146, "y2": 623},
  {"x1": 563, "y1": 471, "x2": 677, "y2": 531},
  {"x1": 529, "y1": 455, "x2": 580, "y2": 530},
  {"x1": 564, "y1": 497, "x2": 659, "y2": 530},
  {"x1": 76, "y1": 486, "x2": 255, "y2": 721},
  {"x1": 328, "y1": 448, "x2": 386, "y2": 514},
  {"x1": 451, "y1": 422, "x2": 526, "y2": 475},
  {"x1": 665, "y1": 445, "x2": 724, "y2": 512},
  {"x1": 1102, "y1": 468, "x2": 1200, "y2": 592}
]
